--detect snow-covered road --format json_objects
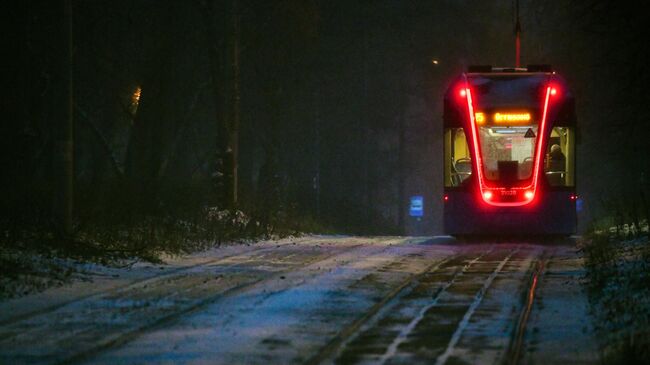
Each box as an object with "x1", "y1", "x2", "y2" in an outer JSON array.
[{"x1": 0, "y1": 236, "x2": 599, "y2": 364}]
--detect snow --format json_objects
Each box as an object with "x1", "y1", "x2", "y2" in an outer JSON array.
[{"x1": 0, "y1": 236, "x2": 605, "y2": 364}]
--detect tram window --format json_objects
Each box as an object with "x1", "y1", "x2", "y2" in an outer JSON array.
[
  {"x1": 479, "y1": 126, "x2": 537, "y2": 181},
  {"x1": 544, "y1": 127, "x2": 575, "y2": 186},
  {"x1": 444, "y1": 128, "x2": 471, "y2": 187}
]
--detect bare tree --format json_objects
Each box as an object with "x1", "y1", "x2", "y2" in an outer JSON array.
[
  {"x1": 200, "y1": 0, "x2": 239, "y2": 210},
  {"x1": 53, "y1": 0, "x2": 74, "y2": 236}
]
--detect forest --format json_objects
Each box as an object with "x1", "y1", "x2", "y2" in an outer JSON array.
[{"x1": 2, "y1": 0, "x2": 649, "y2": 256}]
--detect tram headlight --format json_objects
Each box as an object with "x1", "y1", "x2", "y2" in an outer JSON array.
[
  {"x1": 483, "y1": 191, "x2": 493, "y2": 200},
  {"x1": 524, "y1": 190, "x2": 534, "y2": 200}
]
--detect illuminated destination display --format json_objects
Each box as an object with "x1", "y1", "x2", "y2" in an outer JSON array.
[
  {"x1": 475, "y1": 111, "x2": 532, "y2": 125},
  {"x1": 494, "y1": 112, "x2": 531, "y2": 123}
]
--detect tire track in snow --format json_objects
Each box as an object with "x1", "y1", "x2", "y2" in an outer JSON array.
[
  {"x1": 0, "y1": 241, "x2": 373, "y2": 365},
  {"x1": 0, "y1": 240, "x2": 303, "y2": 327}
]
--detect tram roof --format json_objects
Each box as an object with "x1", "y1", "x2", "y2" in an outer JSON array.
[
  {"x1": 466, "y1": 65, "x2": 554, "y2": 74},
  {"x1": 444, "y1": 65, "x2": 576, "y2": 127}
]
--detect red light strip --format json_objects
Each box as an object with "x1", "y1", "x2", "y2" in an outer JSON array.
[
  {"x1": 464, "y1": 78, "x2": 552, "y2": 206},
  {"x1": 464, "y1": 86, "x2": 486, "y2": 192},
  {"x1": 529, "y1": 86, "x2": 552, "y2": 201}
]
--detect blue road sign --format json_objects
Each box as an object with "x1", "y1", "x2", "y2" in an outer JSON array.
[{"x1": 409, "y1": 196, "x2": 424, "y2": 217}]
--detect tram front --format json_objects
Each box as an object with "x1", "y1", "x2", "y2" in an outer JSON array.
[{"x1": 443, "y1": 66, "x2": 577, "y2": 236}]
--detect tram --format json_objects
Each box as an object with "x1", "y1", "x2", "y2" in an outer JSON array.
[{"x1": 443, "y1": 65, "x2": 577, "y2": 236}]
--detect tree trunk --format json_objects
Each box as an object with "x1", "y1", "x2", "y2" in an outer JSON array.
[
  {"x1": 313, "y1": 89, "x2": 321, "y2": 219},
  {"x1": 54, "y1": 0, "x2": 74, "y2": 236},
  {"x1": 228, "y1": 0, "x2": 240, "y2": 209},
  {"x1": 397, "y1": 114, "x2": 405, "y2": 233},
  {"x1": 201, "y1": 0, "x2": 238, "y2": 209},
  {"x1": 362, "y1": 20, "x2": 371, "y2": 227}
]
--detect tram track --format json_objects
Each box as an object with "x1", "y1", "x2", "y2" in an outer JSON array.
[
  {"x1": 2, "y1": 236, "x2": 404, "y2": 329},
  {"x1": 0, "y1": 239, "x2": 303, "y2": 328},
  {"x1": 326, "y1": 245, "x2": 540, "y2": 365},
  {"x1": 2, "y1": 239, "x2": 587, "y2": 365},
  {"x1": 77, "y1": 240, "x2": 462, "y2": 365},
  {"x1": 302, "y1": 247, "x2": 497, "y2": 365},
  {"x1": 0, "y1": 241, "x2": 373, "y2": 365},
  {"x1": 304, "y1": 251, "x2": 468, "y2": 365},
  {"x1": 378, "y1": 250, "x2": 496, "y2": 365},
  {"x1": 2, "y1": 236, "x2": 403, "y2": 329},
  {"x1": 434, "y1": 249, "x2": 517, "y2": 365},
  {"x1": 506, "y1": 259, "x2": 545, "y2": 365},
  {"x1": 505, "y1": 248, "x2": 554, "y2": 365}
]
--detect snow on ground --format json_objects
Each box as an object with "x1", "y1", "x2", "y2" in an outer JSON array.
[
  {"x1": 81, "y1": 238, "x2": 451, "y2": 364},
  {"x1": 0, "y1": 236, "x2": 606, "y2": 364},
  {"x1": 523, "y1": 246, "x2": 599, "y2": 364},
  {"x1": 0, "y1": 235, "x2": 364, "y2": 323}
]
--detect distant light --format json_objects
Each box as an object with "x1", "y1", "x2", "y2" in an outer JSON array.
[
  {"x1": 475, "y1": 112, "x2": 485, "y2": 124},
  {"x1": 569, "y1": 194, "x2": 578, "y2": 201},
  {"x1": 132, "y1": 86, "x2": 141, "y2": 105},
  {"x1": 524, "y1": 190, "x2": 534, "y2": 200},
  {"x1": 459, "y1": 89, "x2": 467, "y2": 97},
  {"x1": 483, "y1": 191, "x2": 493, "y2": 200},
  {"x1": 443, "y1": 194, "x2": 449, "y2": 202},
  {"x1": 432, "y1": 59, "x2": 439, "y2": 65},
  {"x1": 130, "y1": 86, "x2": 142, "y2": 117}
]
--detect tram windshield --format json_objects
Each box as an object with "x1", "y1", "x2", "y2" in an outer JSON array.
[
  {"x1": 478, "y1": 126, "x2": 537, "y2": 180},
  {"x1": 468, "y1": 74, "x2": 547, "y2": 182}
]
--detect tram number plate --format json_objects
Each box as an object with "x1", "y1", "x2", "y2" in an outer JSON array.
[{"x1": 500, "y1": 190, "x2": 516, "y2": 196}]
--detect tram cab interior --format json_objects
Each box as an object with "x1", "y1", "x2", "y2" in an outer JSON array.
[{"x1": 444, "y1": 126, "x2": 575, "y2": 189}]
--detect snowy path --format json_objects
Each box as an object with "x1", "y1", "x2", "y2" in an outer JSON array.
[{"x1": 0, "y1": 236, "x2": 598, "y2": 364}]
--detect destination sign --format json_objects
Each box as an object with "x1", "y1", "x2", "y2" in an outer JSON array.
[
  {"x1": 474, "y1": 111, "x2": 532, "y2": 125},
  {"x1": 494, "y1": 112, "x2": 531, "y2": 123}
]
